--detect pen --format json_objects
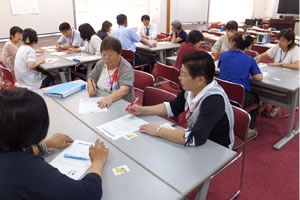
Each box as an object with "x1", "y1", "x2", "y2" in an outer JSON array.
[
  {"x1": 64, "y1": 154, "x2": 89, "y2": 160},
  {"x1": 125, "y1": 97, "x2": 139, "y2": 111},
  {"x1": 89, "y1": 79, "x2": 96, "y2": 91}
]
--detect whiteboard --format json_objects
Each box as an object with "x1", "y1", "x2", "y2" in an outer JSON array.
[
  {"x1": 0, "y1": 0, "x2": 75, "y2": 39},
  {"x1": 170, "y1": 0, "x2": 209, "y2": 23}
]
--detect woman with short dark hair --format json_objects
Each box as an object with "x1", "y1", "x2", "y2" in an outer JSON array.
[
  {"x1": 0, "y1": 89, "x2": 109, "y2": 200},
  {"x1": 127, "y1": 51, "x2": 234, "y2": 149},
  {"x1": 68, "y1": 23, "x2": 102, "y2": 56},
  {"x1": 87, "y1": 36, "x2": 135, "y2": 108},
  {"x1": 97, "y1": 21, "x2": 112, "y2": 40}
]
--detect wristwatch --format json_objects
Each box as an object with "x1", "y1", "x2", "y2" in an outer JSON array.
[{"x1": 37, "y1": 142, "x2": 48, "y2": 156}]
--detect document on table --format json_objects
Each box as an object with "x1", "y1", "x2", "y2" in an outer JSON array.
[
  {"x1": 45, "y1": 58, "x2": 59, "y2": 63},
  {"x1": 41, "y1": 46, "x2": 56, "y2": 50},
  {"x1": 79, "y1": 97, "x2": 107, "y2": 114},
  {"x1": 65, "y1": 55, "x2": 85, "y2": 61},
  {"x1": 49, "y1": 140, "x2": 92, "y2": 180},
  {"x1": 96, "y1": 114, "x2": 148, "y2": 140},
  {"x1": 50, "y1": 52, "x2": 66, "y2": 56}
]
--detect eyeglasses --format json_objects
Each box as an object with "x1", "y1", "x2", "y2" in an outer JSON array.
[{"x1": 179, "y1": 70, "x2": 190, "y2": 78}]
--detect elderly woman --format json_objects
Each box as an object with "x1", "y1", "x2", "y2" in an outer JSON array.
[
  {"x1": 87, "y1": 36, "x2": 135, "y2": 108},
  {"x1": 255, "y1": 29, "x2": 299, "y2": 117},
  {"x1": 127, "y1": 51, "x2": 234, "y2": 149},
  {"x1": 0, "y1": 89, "x2": 109, "y2": 200},
  {"x1": 157, "y1": 20, "x2": 187, "y2": 43},
  {"x1": 211, "y1": 20, "x2": 238, "y2": 61}
]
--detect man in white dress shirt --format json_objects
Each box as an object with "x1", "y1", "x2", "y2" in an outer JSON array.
[{"x1": 137, "y1": 15, "x2": 158, "y2": 40}]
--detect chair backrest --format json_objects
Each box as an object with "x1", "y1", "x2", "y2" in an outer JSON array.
[
  {"x1": 143, "y1": 86, "x2": 176, "y2": 106},
  {"x1": 210, "y1": 24, "x2": 219, "y2": 29},
  {"x1": 218, "y1": 24, "x2": 226, "y2": 29},
  {"x1": 156, "y1": 34, "x2": 167, "y2": 39},
  {"x1": 133, "y1": 70, "x2": 154, "y2": 90},
  {"x1": 0, "y1": 62, "x2": 15, "y2": 85},
  {"x1": 155, "y1": 62, "x2": 180, "y2": 85},
  {"x1": 121, "y1": 49, "x2": 135, "y2": 66},
  {"x1": 232, "y1": 106, "x2": 251, "y2": 142},
  {"x1": 214, "y1": 77, "x2": 245, "y2": 108},
  {"x1": 245, "y1": 49, "x2": 259, "y2": 58}
]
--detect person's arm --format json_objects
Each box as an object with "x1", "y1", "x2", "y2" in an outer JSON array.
[
  {"x1": 127, "y1": 103, "x2": 168, "y2": 116},
  {"x1": 67, "y1": 47, "x2": 82, "y2": 54},
  {"x1": 157, "y1": 36, "x2": 171, "y2": 42},
  {"x1": 250, "y1": 58, "x2": 263, "y2": 81},
  {"x1": 254, "y1": 52, "x2": 270, "y2": 63},
  {"x1": 253, "y1": 74, "x2": 263, "y2": 81},
  {"x1": 97, "y1": 85, "x2": 130, "y2": 108},
  {"x1": 140, "y1": 38, "x2": 156, "y2": 47},
  {"x1": 27, "y1": 59, "x2": 45, "y2": 69},
  {"x1": 87, "y1": 78, "x2": 97, "y2": 96},
  {"x1": 211, "y1": 37, "x2": 224, "y2": 61},
  {"x1": 281, "y1": 60, "x2": 300, "y2": 70}
]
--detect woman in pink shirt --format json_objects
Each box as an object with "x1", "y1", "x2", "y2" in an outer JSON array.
[{"x1": 1, "y1": 26, "x2": 23, "y2": 74}]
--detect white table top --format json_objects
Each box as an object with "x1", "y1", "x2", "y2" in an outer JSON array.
[
  {"x1": 40, "y1": 92, "x2": 181, "y2": 200},
  {"x1": 38, "y1": 53, "x2": 77, "y2": 70},
  {"x1": 136, "y1": 41, "x2": 180, "y2": 52},
  {"x1": 47, "y1": 87, "x2": 236, "y2": 196}
]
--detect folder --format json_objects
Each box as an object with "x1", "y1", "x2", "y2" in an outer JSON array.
[{"x1": 43, "y1": 82, "x2": 86, "y2": 98}]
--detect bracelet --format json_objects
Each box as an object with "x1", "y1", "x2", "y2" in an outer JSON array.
[
  {"x1": 156, "y1": 127, "x2": 162, "y2": 136},
  {"x1": 37, "y1": 142, "x2": 48, "y2": 156}
]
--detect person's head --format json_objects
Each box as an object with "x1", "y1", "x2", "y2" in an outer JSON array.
[
  {"x1": 277, "y1": 29, "x2": 296, "y2": 50},
  {"x1": 117, "y1": 14, "x2": 127, "y2": 27},
  {"x1": 9, "y1": 26, "x2": 23, "y2": 43},
  {"x1": 171, "y1": 20, "x2": 182, "y2": 33},
  {"x1": 141, "y1": 15, "x2": 150, "y2": 27},
  {"x1": 22, "y1": 28, "x2": 38, "y2": 45},
  {"x1": 186, "y1": 30, "x2": 204, "y2": 48},
  {"x1": 101, "y1": 21, "x2": 112, "y2": 33},
  {"x1": 225, "y1": 20, "x2": 238, "y2": 40},
  {"x1": 180, "y1": 51, "x2": 215, "y2": 93},
  {"x1": 59, "y1": 22, "x2": 72, "y2": 38},
  {"x1": 228, "y1": 33, "x2": 253, "y2": 51},
  {"x1": 0, "y1": 90, "x2": 49, "y2": 152},
  {"x1": 101, "y1": 36, "x2": 122, "y2": 67},
  {"x1": 78, "y1": 23, "x2": 96, "y2": 41}
]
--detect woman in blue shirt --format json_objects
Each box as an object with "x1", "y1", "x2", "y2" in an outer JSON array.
[{"x1": 218, "y1": 33, "x2": 263, "y2": 136}]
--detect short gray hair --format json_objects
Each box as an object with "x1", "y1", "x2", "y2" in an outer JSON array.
[{"x1": 171, "y1": 20, "x2": 182, "y2": 30}]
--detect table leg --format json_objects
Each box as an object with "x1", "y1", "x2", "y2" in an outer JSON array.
[
  {"x1": 159, "y1": 51, "x2": 166, "y2": 64},
  {"x1": 273, "y1": 90, "x2": 299, "y2": 149},
  {"x1": 194, "y1": 178, "x2": 210, "y2": 200},
  {"x1": 58, "y1": 69, "x2": 67, "y2": 83}
]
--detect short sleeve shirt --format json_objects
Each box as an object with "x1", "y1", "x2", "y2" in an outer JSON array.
[
  {"x1": 57, "y1": 29, "x2": 84, "y2": 47},
  {"x1": 171, "y1": 29, "x2": 187, "y2": 43},
  {"x1": 266, "y1": 44, "x2": 300, "y2": 64},
  {"x1": 112, "y1": 26, "x2": 141, "y2": 52}
]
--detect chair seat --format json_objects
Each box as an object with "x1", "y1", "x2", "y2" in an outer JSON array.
[
  {"x1": 244, "y1": 103, "x2": 259, "y2": 113},
  {"x1": 156, "y1": 82, "x2": 178, "y2": 95}
]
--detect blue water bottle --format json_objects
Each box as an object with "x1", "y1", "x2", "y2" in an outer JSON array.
[{"x1": 221, "y1": 26, "x2": 224, "y2": 32}]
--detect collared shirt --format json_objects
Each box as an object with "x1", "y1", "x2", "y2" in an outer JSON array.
[
  {"x1": 266, "y1": 44, "x2": 299, "y2": 64},
  {"x1": 80, "y1": 35, "x2": 102, "y2": 56},
  {"x1": 112, "y1": 25, "x2": 141, "y2": 52},
  {"x1": 175, "y1": 42, "x2": 199, "y2": 69},
  {"x1": 170, "y1": 29, "x2": 187, "y2": 43},
  {"x1": 57, "y1": 29, "x2": 84, "y2": 47},
  {"x1": 137, "y1": 23, "x2": 158, "y2": 39},
  {"x1": 0, "y1": 40, "x2": 18, "y2": 73},
  {"x1": 212, "y1": 35, "x2": 229, "y2": 54}
]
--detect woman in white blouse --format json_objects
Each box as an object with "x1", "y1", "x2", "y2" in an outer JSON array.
[{"x1": 67, "y1": 23, "x2": 102, "y2": 56}]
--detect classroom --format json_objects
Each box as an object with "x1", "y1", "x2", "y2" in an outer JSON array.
[{"x1": 0, "y1": 0, "x2": 299, "y2": 199}]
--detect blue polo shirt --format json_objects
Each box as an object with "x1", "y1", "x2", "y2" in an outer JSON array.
[
  {"x1": 218, "y1": 50, "x2": 262, "y2": 91},
  {"x1": 171, "y1": 29, "x2": 187, "y2": 43},
  {"x1": 112, "y1": 25, "x2": 141, "y2": 52}
]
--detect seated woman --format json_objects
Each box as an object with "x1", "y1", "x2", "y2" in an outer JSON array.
[
  {"x1": 0, "y1": 89, "x2": 109, "y2": 200},
  {"x1": 255, "y1": 29, "x2": 299, "y2": 117},
  {"x1": 218, "y1": 33, "x2": 263, "y2": 137},
  {"x1": 97, "y1": 21, "x2": 112, "y2": 40},
  {"x1": 174, "y1": 30, "x2": 204, "y2": 70},
  {"x1": 211, "y1": 20, "x2": 238, "y2": 61},
  {"x1": 87, "y1": 36, "x2": 135, "y2": 108},
  {"x1": 127, "y1": 51, "x2": 234, "y2": 149},
  {"x1": 68, "y1": 23, "x2": 102, "y2": 56},
  {"x1": 14, "y1": 28, "x2": 54, "y2": 90},
  {"x1": 157, "y1": 20, "x2": 187, "y2": 43},
  {"x1": 1, "y1": 26, "x2": 23, "y2": 74}
]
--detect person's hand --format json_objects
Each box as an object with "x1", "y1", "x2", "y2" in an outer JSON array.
[
  {"x1": 269, "y1": 63, "x2": 281, "y2": 67},
  {"x1": 155, "y1": 38, "x2": 161, "y2": 42},
  {"x1": 97, "y1": 96, "x2": 113, "y2": 108},
  {"x1": 44, "y1": 133, "x2": 73, "y2": 149},
  {"x1": 89, "y1": 139, "x2": 109, "y2": 166},
  {"x1": 87, "y1": 79, "x2": 97, "y2": 96},
  {"x1": 142, "y1": 35, "x2": 149, "y2": 39},
  {"x1": 139, "y1": 124, "x2": 160, "y2": 136},
  {"x1": 36, "y1": 49, "x2": 46, "y2": 54},
  {"x1": 150, "y1": 42, "x2": 157, "y2": 48},
  {"x1": 67, "y1": 48, "x2": 76, "y2": 54},
  {"x1": 126, "y1": 104, "x2": 144, "y2": 115},
  {"x1": 38, "y1": 58, "x2": 46, "y2": 64}
]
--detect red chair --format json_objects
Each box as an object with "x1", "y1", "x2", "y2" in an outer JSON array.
[
  {"x1": 155, "y1": 62, "x2": 181, "y2": 94},
  {"x1": 143, "y1": 86, "x2": 176, "y2": 106},
  {"x1": 245, "y1": 49, "x2": 259, "y2": 58},
  {"x1": 213, "y1": 32, "x2": 223, "y2": 37},
  {"x1": 252, "y1": 44, "x2": 269, "y2": 54},
  {"x1": 0, "y1": 62, "x2": 17, "y2": 89},
  {"x1": 133, "y1": 70, "x2": 154, "y2": 105},
  {"x1": 210, "y1": 24, "x2": 219, "y2": 29},
  {"x1": 156, "y1": 34, "x2": 167, "y2": 39},
  {"x1": 218, "y1": 24, "x2": 226, "y2": 29},
  {"x1": 121, "y1": 49, "x2": 151, "y2": 71},
  {"x1": 262, "y1": 24, "x2": 270, "y2": 29}
]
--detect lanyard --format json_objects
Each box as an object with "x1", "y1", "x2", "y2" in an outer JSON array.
[
  {"x1": 71, "y1": 30, "x2": 74, "y2": 44},
  {"x1": 177, "y1": 101, "x2": 201, "y2": 125},
  {"x1": 106, "y1": 58, "x2": 121, "y2": 91},
  {"x1": 279, "y1": 49, "x2": 289, "y2": 63}
]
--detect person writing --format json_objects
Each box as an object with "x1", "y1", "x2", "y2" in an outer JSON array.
[{"x1": 56, "y1": 22, "x2": 84, "y2": 50}]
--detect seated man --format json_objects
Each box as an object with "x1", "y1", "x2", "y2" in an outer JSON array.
[
  {"x1": 56, "y1": 22, "x2": 84, "y2": 50},
  {"x1": 112, "y1": 14, "x2": 156, "y2": 69},
  {"x1": 157, "y1": 20, "x2": 187, "y2": 43},
  {"x1": 137, "y1": 15, "x2": 158, "y2": 40}
]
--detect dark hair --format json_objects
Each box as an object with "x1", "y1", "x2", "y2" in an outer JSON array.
[
  {"x1": 101, "y1": 36, "x2": 122, "y2": 54},
  {"x1": 99, "y1": 21, "x2": 112, "y2": 33},
  {"x1": 225, "y1": 20, "x2": 238, "y2": 31},
  {"x1": 0, "y1": 90, "x2": 49, "y2": 152},
  {"x1": 231, "y1": 33, "x2": 253, "y2": 50},
  {"x1": 78, "y1": 23, "x2": 96, "y2": 41},
  {"x1": 186, "y1": 30, "x2": 204, "y2": 45},
  {"x1": 182, "y1": 51, "x2": 215, "y2": 84},
  {"x1": 141, "y1": 15, "x2": 150, "y2": 21},
  {"x1": 59, "y1": 22, "x2": 71, "y2": 31},
  {"x1": 278, "y1": 29, "x2": 296, "y2": 49},
  {"x1": 117, "y1": 14, "x2": 127, "y2": 25},
  {"x1": 9, "y1": 26, "x2": 23, "y2": 39},
  {"x1": 22, "y1": 28, "x2": 38, "y2": 44}
]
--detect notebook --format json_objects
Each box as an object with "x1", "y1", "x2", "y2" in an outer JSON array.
[{"x1": 43, "y1": 82, "x2": 86, "y2": 98}]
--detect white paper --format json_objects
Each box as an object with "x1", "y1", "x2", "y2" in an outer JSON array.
[
  {"x1": 258, "y1": 63, "x2": 268, "y2": 68},
  {"x1": 41, "y1": 46, "x2": 57, "y2": 50},
  {"x1": 96, "y1": 114, "x2": 148, "y2": 140},
  {"x1": 50, "y1": 52, "x2": 67, "y2": 56},
  {"x1": 79, "y1": 97, "x2": 107, "y2": 114},
  {"x1": 65, "y1": 55, "x2": 85, "y2": 61},
  {"x1": 10, "y1": 0, "x2": 39, "y2": 15},
  {"x1": 49, "y1": 140, "x2": 92, "y2": 180},
  {"x1": 45, "y1": 58, "x2": 59, "y2": 64},
  {"x1": 46, "y1": 49, "x2": 56, "y2": 53}
]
